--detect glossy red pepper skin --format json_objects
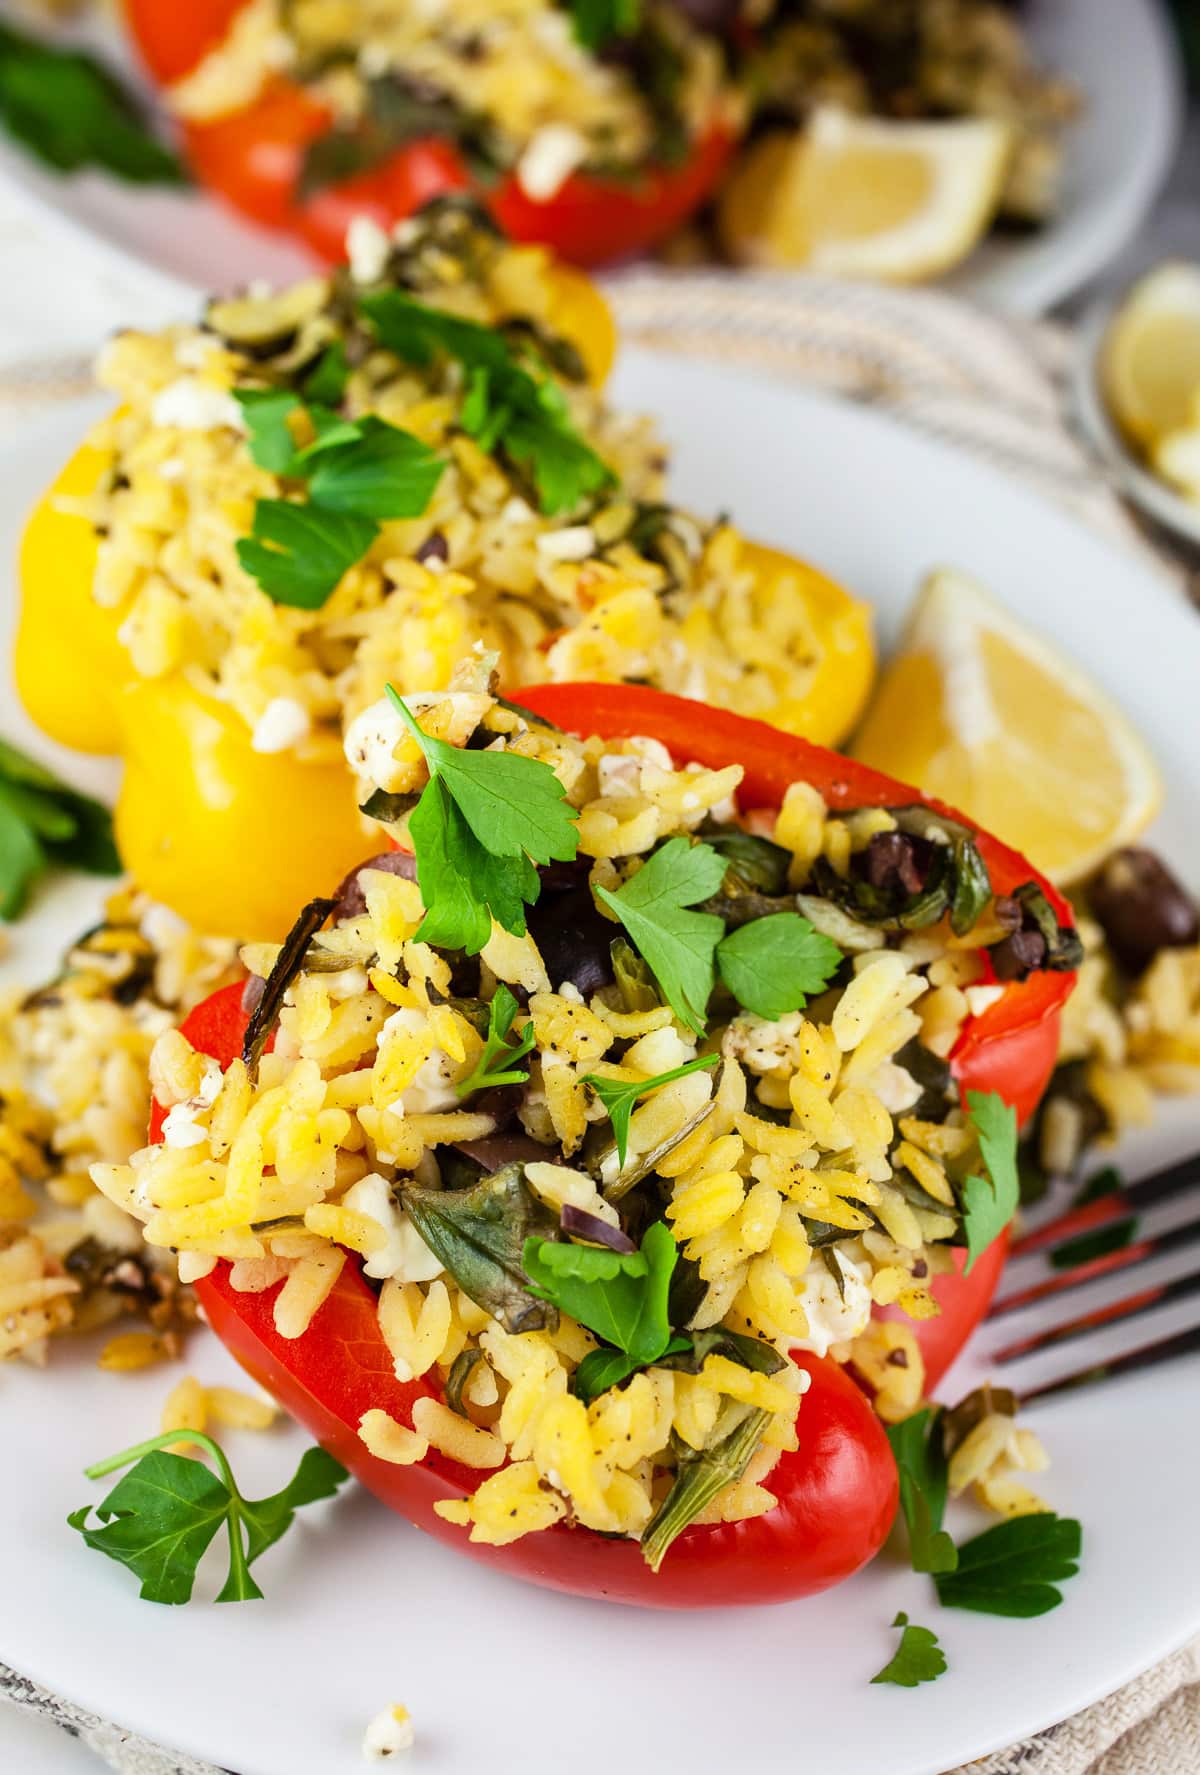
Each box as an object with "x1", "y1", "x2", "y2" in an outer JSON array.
[
  {"x1": 123, "y1": 3, "x2": 735, "y2": 267},
  {"x1": 156, "y1": 688, "x2": 1073, "y2": 1605}
]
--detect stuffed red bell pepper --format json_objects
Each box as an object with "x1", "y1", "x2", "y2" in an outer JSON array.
[
  {"x1": 107, "y1": 676, "x2": 1077, "y2": 1609},
  {"x1": 122, "y1": 0, "x2": 744, "y2": 266}
]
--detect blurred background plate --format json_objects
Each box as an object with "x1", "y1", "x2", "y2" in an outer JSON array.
[{"x1": 0, "y1": 0, "x2": 1183, "y2": 317}]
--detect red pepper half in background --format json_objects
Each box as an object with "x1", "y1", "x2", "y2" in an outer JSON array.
[
  {"x1": 123, "y1": 0, "x2": 737, "y2": 267},
  {"x1": 155, "y1": 688, "x2": 1074, "y2": 1606}
]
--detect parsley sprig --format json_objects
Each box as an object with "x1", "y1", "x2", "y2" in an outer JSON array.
[
  {"x1": 455, "y1": 985, "x2": 535, "y2": 1097},
  {"x1": 587, "y1": 1053, "x2": 720, "y2": 1168},
  {"x1": 961, "y1": 1090, "x2": 1020, "y2": 1272},
  {"x1": 388, "y1": 687, "x2": 579, "y2": 953},
  {"x1": 886, "y1": 1408, "x2": 957, "y2": 1576},
  {"x1": 69, "y1": 1431, "x2": 348, "y2": 1605},
  {"x1": 0, "y1": 21, "x2": 187, "y2": 185},
  {"x1": 871, "y1": 1613, "x2": 947, "y2": 1688},
  {"x1": 0, "y1": 738, "x2": 119, "y2": 920},
  {"x1": 597, "y1": 838, "x2": 844, "y2": 1034},
  {"x1": 567, "y1": 0, "x2": 641, "y2": 51},
  {"x1": 360, "y1": 289, "x2": 613, "y2": 515},
  {"x1": 234, "y1": 391, "x2": 444, "y2": 609}
]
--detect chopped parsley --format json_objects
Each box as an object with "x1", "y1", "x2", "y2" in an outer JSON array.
[
  {"x1": 234, "y1": 392, "x2": 444, "y2": 608},
  {"x1": 387, "y1": 687, "x2": 579, "y2": 953},
  {"x1": 360, "y1": 289, "x2": 614, "y2": 515},
  {"x1": 567, "y1": 0, "x2": 641, "y2": 50},
  {"x1": 69, "y1": 1431, "x2": 348, "y2": 1605},
  {"x1": 871, "y1": 1613, "x2": 948, "y2": 1687},
  {"x1": 960, "y1": 1090, "x2": 1020, "y2": 1272},
  {"x1": 524, "y1": 1220, "x2": 682, "y2": 1387},
  {"x1": 716, "y1": 911, "x2": 843, "y2": 1021},
  {"x1": 587, "y1": 1053, "x2": 720, "y2": 1168},
  {"x1": 0, "y1": 738, "x2": 119, "y2": 920},
  {"x1": 886, "y1": 1408, "x2": 957, "y2": 1576},
  {"x1": 935, "y1": 1513, "x2": 1083, "y2": 1619},
  {"x1": 455, "y1": 985, "x2": 535, "y2": 1097},
  {"x1": 0, "y1": 21, "x2": 187, "y2": 185}
]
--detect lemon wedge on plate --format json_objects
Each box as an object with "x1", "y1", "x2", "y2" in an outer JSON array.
[
  {"x1": 718, "y1": 107, "x2": 1011, "y2": 282},
  {"x1": 1101, "y1": 263, "x2": 1200, "y2": 448},
  {"x1": 850, "y1": 570, "x2": 1162, "y2": 885}
]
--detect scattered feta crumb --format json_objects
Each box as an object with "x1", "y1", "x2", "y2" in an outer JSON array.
[
  {"x1": 341, "y1": 1173, "x2": 444, "y2": 1283},
  {"x1": 161, "y1": 1103, "x2": 209, "y2": 1150},
  {"x1": 363, "y1": 1704, "x2": 414, "y2": 1761},
  {"x1": 382, "y1": 1008, "x2": 461, "y2": 1114},
  {"x1": 173, "y1": 333, "x2": 220, "y2": 370},
  {"x1": 537, "y1": 525, "x2": 595, "y2": 563},
  {"x1": 500, "y1": 496, "x2": 535, "y2": 525},
  {"x1": 251, "y1": 697, "x2": 312, "y2": 755},
  {"x1": 790, "y1": 1250, "x2": 872, "y2": 1359},
  {"x1": 597, "y1": 754, "x2": 642, "y2": 797},
  {"x1": 516, "y1": 124, "x2": 588, "y2": 201},
  {"x1": 871, "y1": 1062, "x2": 923, "y2": 1114},
  {"x1": 346, "y1": 215, "x2": 391, "y2": 285},
  {"x1": 965, "y1": 984, "x2": 1006, "y2": 1018},
  {"x1": 151, "y1": 377, "x2": 245, "y2": 434}
]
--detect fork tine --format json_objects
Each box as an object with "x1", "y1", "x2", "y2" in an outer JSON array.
[
  {"x1": 1016, "y1": 1323, "x2": 1200, "y2": 1406},
  {"x1": 989, "y1": 1214, "x2": 1200, "y2": 1319},
  {"x1": 1010, "y1": 1151, "x2": 1200, "y2": 1258},
  {"x1": 992, "y1": 1268, "x2": 1200, "y2": 1364}
]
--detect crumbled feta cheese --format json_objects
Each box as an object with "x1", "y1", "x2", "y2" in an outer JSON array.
[
  {"x1": 557, "y1": 981, "x2": 584, "y2": 1005},
  {"x1": 790, "y1": 1251, "x2": 872, "y2": 1359},
  {"x1": 501, "y1": 496, "x2": 535, "y2": 525},
  {"x1": 537, "y1": 525, "x2": 595, "y2": 563},
  {"x1": 381, "y1": 1008, "x2": 461, "y2": 1114},
  {"x1": 341, "y1": 1174, "x2": 444, "y2": 1283},
  {"x1": 871, "y1": 1062, "x2": 923, "y2": 1115},
  {"x1": 346, "y1": 215, "x2": 391, "y2": 285},
  {"x1": 344, "y1": 690, "x2": 484, "y2": 791},
  {"x1": 597, "y1": 754, "x2": 642, "y2": 797},
  {"x1": 151, "y1": 377, "x2": 245, "y2": 433},
  {"x1": 173, "y1": 334, "x2": 219, "y2": 371},
  {"x1": 723, "y1": 1011, "x2": 807, "y2": 1076},
  {"x1": 251, "y1": 697, "x2": 312, "y2": 755},
  {"x1": 362, "y1": 1703, "x2": 414, "y2": 1760},
  {"x1": 516, "y1": 124, "x2": 588, "y2": 201},
  {"x1": 161, "y1": 1103, "x2": 209, "y2": 1150},
  {"x1": 965, "y1": 984, "x2": 1006, "y2": 1018},
  {"x1": 197, "y1": 1060, "x2": 224, "y2": 1107}
]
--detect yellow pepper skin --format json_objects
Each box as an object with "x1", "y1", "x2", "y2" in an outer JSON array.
[
  {"x1": 113, "y1": 677, "x2": 367, "y2": 941},
  {"x1": 543, "y1": 265, "x2": 616, "y2": 386},
  {"x1": 737, "y1": 541, "x2": 876, "y2": 746}
]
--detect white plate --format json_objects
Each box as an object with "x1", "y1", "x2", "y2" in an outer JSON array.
[
  {"x1": 1, "y1": 353, "x2": 1199, "y2": 1775},
  {"x1": 0, "y1": 0, "x2": 1182, "y2": 317}
]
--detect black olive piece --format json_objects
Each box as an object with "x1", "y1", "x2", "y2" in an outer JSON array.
[
  {"x1": 1086, "y1": 847, "x2": 1199, "y2": 975},
  {"x1": 329, "y1": 850, "x2": 419, "y2": 922},
  {"x1": 991, "y1": 927, "x2": 1047, "y2": 981},
  {"x1": 862, "y1": 830, "x2": 930, "y2": 896},
  {"x1": 415, "y1": 532, "x2": 449, "y2": 565},
  {"x1": 524, "y1": 873, "x2": 616, "y2": 998}
]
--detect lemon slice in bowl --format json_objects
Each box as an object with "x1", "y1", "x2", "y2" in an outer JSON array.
[
  {"x1": 1101, "y1": 262, "x2": 1200, "y2": 448},
  {"x1": 718, "y1": 107, "x2": 1011, "y2": 282},
  {"x1": 850, "y1": 570, "x2": 1162, "y2": 885}
]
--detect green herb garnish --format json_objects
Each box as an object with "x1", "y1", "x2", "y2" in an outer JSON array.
[
  {"x1": 960, "y1": 1089, "x2": 1020, "y2": 1273},
  {"x1": 360, "y1": 289, "x2": 613, "y2": 515},
  {"x1": 524, "y1": 1219, "x2": 679, "y2": 1372},
  {"x1": 0, "y1": 738, "x2": 119, "y2": 920},
  {"x1": 567, "y1": 0, "x2": 641, "y2": 51},
  {"x1": 935, "y1": 1513, "x2": 1083, "y2": 1618},
  {"x1": 587, "y1": 1054, "x2": 720, "y2": 1168},
  {"x1": 716, "y1": 912, "x2": 843, "y2": 1020},
  {"x1": 0, "y1": 21, "x2": 187, "y2": 185},
  {"x1": 886, "y1": 1408, "x2": 957, "y2": 1576},
  {"x1": 234, "y1": 393, "x2": 444, "y2": 607},
  {"x1": 387, "y1": 687, "x2": 579, "y2": 954},
  {"x1": 404, "y1": 1164, "x2": 558, "y2": 1334},
  {"x1": 456, "y1": 985, "x2": 535, "y2": 1097},
  {"x1": 871, "y1": 1613, "x2": 948, "y2": 1687},
  {"x1": 69, "y1": 1431, "x2": 348, "y2": 1605},
  {"x1": 640, "y1": 1406, "x2": 769, "y2": 1571},
  {"x1": 596, "y1": 839, "x2": 727, "y2": 1035}
]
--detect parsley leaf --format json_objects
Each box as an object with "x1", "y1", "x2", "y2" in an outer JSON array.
[
  {"x1": 360, "y1": 289, "x2": 613, "y2": 515},
  {"x1": 961, "y1": 1090, "x2": 1020, "y2": 1272},
  {"x1": 0, "y1": 738, "x2": 119, "y2": 920},
  {"x1": 305, "y1": 415, "x2": 445, "y2": 520},
  {"x1": 235, "y1": 388, "x2": 303, "y2": 474},
  {"x1": 0, "y1": 21, "x2": 187, "y2": 185},
  {"x1": 301, "y1": 342, "x2": 351, "y2": 406},
  {"x1": 70, "y1": 1431, "x2": 347, "y2": 1605},
  {"x1": 587, "y1": 1053, "x2": 719, "y2": 1168},
  {"x1": 871, "y1": 1613, "x2": 948, "y2": 1687},
  {"x1": 886, "y1": 1408, "x2": 958, "y2": 1576},
  {"x1": 236, "y1": 499, "x2": 379, "y2": 610},
  {"x1": 456, "y1": 985, "x2": 535, "y2": 1097},
  {"x1": 524, "y1": 1219, "x2": 678, "y2": 1366},
  {"x1": 936, "y1": 1513, "x2": 1083, "y2": 1618},
  {"x1": 387, "y1": 687, "x2": 578, "y2": 952},
  {"x1": 567, "y1": 0, "x2": 641, "y2": 51},
  {"x1": 716, "y1": 912, "x2": 843, "y2": 1019},
  {"x1": 596, "y1": 838, "x2": 727, "y2": 1034}
]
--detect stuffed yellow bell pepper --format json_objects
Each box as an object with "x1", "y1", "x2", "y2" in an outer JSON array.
[{"x1": 17, "y1": 203, "x2": 873, "y2": 942}]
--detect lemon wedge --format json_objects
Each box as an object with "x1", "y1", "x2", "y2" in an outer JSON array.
[
  {"x1": 718, "y1": 107, "x2": 1011, "y2": 282},
  {"x1": 1101, "y1": 262, "x2": 1200, "y2": 448},
  {"x1": 851, "y1": 570, "x2": 1162, "y2": 885}
]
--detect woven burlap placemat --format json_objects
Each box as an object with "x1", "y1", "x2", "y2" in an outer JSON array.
[{"x1": 0, "y1": 224, "x2": 1196, "y2": 1772}]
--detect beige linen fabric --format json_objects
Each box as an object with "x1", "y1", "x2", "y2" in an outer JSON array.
[{"x1": 1, "y1": 263, "x2": 1196, "y2": 1775}]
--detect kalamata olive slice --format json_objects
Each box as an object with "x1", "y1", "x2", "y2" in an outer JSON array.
[
  {"x1": 1087, "y1": 848, "x2": 1199, "y2": 974},
  {"x1": 330, "y1": 850, "x2": 418, "y2": 922}
]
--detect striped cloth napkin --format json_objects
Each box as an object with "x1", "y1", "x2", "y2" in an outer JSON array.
[{"x1": 0, "y1": 204, "x2": 1196, "y2": 1775}]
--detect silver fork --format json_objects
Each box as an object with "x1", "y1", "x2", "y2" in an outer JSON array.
[{"x1": 981, "y1": 1151, "x2": 1200, "y2": 1404}]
